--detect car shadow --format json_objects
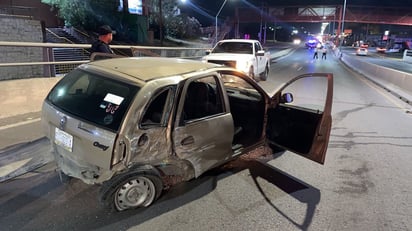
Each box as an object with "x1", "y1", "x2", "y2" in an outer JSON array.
[{"x1": 0, "y1": 151, "x2": 320, "y2": 231}]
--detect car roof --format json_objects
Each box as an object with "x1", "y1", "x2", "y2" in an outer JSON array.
[
  {"x1": 218, "y1": 39, "x2": 258, "y2": 43},
  {"x1": 87, "y1": 57, "x2": 220, "y2": 82}
]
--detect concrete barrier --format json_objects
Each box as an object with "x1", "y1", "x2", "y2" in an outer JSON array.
[
  {"x1": 341, "y1": 53, "x2": 412, "y2": 105},
  {"x1": 0, "y1": 77, "x2": 61, "y2": 119},
  {"x1": 403, "y1": 50, "x2": 412, "y2": 63}
]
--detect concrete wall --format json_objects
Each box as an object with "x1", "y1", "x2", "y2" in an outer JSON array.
[
  {"x1": 0, "y1": 16, "x2": 44, "y2": 80},
  {"x1": 0, "y1": 77, "x2": 61, "y2": 119},
  {"x1": 1, "y1": 0, "x2": 63, "y2": 27}
]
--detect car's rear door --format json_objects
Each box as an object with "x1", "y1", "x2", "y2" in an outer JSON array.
[{"x1": 266, "y1": 73, "x2": 333, "y2": 164}]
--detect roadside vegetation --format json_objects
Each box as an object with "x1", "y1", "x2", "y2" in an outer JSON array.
[{"x1": 41, "y1": 0, "x2": 202, "y2": 43}]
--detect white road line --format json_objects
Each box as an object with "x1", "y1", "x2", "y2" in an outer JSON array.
[{"x1": 0, "y1": 118, "x2": 41, "y2": 131}]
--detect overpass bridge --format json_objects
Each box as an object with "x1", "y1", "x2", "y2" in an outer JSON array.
[{"x1": 234, "y1": 5, "x2": 412, "y2": 35}]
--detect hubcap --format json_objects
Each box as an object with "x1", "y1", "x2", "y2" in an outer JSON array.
[{"x1": 114, "y1": 176, "x2": 156, "y2": 211}]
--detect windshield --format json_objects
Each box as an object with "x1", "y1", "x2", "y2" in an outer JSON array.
[
  {"x1": 46, "y1": 69, "x2": 139, "y2": 132},
  {"x1": 212, "y1": 42, "x2": 253, "y2": 54}
]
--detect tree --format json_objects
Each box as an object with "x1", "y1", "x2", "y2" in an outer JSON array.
[
  {"x1": 148, "y1": 0, "x2": 201, "y2": 40},
  {"x1": 42, "y1": 0, "x2": 201, "y2": 42},
  {"x1": 42, "y1": 0, "x2": 121, "y2": 30}
]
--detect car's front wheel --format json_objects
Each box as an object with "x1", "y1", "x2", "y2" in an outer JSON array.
[
  {"x1": 260, "y1": 65, "x2": 269, "y2": 81},
  {"x1": 100, "y1": 170, "x2": 163, "y2": 211}
]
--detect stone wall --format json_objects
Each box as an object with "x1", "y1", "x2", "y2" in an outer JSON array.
[{"x1": 0, "y1": 16, "x2": 44, "y2": 80}]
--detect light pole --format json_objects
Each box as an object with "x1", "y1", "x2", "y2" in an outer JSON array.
[
  {"x1": 215, "y1": 0, "x2": 228, "y2": 44},
  {"x1": 340, "y1": 0, "x2": 347, "y2": 48}
]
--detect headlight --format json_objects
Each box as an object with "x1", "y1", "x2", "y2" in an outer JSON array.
[{"x1": 236, "y1": 59, "x2": 251, "y2": 73}]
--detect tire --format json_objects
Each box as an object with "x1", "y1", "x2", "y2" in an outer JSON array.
[
  {"x1": 99, "y1": 171, "x2": 163, "y2": 211},
  {"x1": 260, "y1": 65, "x2": 269, "y2": 81}
]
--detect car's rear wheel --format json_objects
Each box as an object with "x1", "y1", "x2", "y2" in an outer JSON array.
[{"x1": 100, "y1": 171, "x2": 163, "y2": 211}]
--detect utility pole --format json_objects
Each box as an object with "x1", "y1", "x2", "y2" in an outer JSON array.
[
  {"x1": 159, "y1": 0, "x2": 163, "y2": 46},
  {"x1": 215, "y1": 0, "x2": 228, "y2": 44},
  {"x1": 340, "y1": 0, "x2": 347, "y2": 48}
]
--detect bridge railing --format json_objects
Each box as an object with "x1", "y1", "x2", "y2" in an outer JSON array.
[{"x1": 0, "y1": 41, "x2": 210, "y2": 80}]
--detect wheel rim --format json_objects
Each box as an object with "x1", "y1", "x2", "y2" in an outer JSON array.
[{"x1": 114, "y1": 176, "x2": 156, "y2": 211}]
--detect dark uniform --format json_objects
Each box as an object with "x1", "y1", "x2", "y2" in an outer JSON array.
[{"x1": 90, "y1": 40, "x2": 113, "y2": 54}]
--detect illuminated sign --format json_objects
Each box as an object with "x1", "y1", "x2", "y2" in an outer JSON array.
[
  {"x1": 118, "y1": 0, "x2": 143, "y2": 15},
  {"x1": 128, "y1": 0, "x2": 143, "y2": 15}
]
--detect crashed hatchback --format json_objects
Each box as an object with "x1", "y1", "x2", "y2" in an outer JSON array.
[{"x1": 42, "y1": 57, "x2": 333, "y2": 211}]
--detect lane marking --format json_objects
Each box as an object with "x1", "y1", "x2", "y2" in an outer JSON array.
[
  {"x1": 0, "y1": 158, "x2": 32, "y2": 177},
  {"x1": 0, "y1": 118, "x2": 41, "y2": 131}
]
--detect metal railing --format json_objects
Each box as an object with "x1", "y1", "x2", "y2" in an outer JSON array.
[{"x1": 0, "y1": 41, "x2": 210, "y2": 79}]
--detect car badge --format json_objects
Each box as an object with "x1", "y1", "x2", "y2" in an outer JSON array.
[{"x1": 59, "y1": 116, "x2": 67, "y2": 130}]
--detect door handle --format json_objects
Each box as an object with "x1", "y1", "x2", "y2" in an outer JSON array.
[{"x1": 181, "y1": 136, "x2": 195, "y2": 146}]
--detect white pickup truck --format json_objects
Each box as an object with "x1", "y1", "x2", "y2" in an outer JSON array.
[{"x1": 202, "y1": 39, "x2": 271, "y2": 81}]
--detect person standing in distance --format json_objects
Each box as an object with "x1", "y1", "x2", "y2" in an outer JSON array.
[
  {"x1": 313, "y1": 46, "x2": 319, "y2": 59},
  {"x1": 321, "y1": 46, "x2": 327, "y2": 60},
  {"x1": 90, "y1": 25, "x2": 115, "y2": 54}
]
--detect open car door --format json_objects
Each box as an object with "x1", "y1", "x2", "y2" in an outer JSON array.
[{"x1": 266, "y1": 73, "x2": 333, "y2": 164}]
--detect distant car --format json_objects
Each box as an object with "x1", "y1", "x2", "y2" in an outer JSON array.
[
  {"x1": 42, "y1": 56, "x2": 333, "y2": 211},
  {"x1": 356, "y1": 48, "x2": 368, "y2": 56},
  {"x1": 376, "y1": 47, "x2": 387, "y2": 53},
  {"x1": 202, "y1": 39, "x2": 271, "y2": 81},
  {"x1": 293, "y1": 38, "x2": 301, "y2": 45},
  {"x1": 305, "y1": 39, "x2": 319, "y2": 48},
  {"x1": 360, "y1": 43, "x2": 369, "y2": 48}
]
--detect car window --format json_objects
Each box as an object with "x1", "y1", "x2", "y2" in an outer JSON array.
[
  {"x1": 46, "y1": 69, "x2": 139, "y2": 132},
  {"x1": 254, "y1": 42, "x2": 262, "y2": 51},
  {"x1": 183, "y1": 76, "x2": 224, "y2": 121},
  {"x1": 212, "y1": 42, "x2": 253, "y2": 54},
  {"x1": 221, "y1": 74, "x2": 262, "y2": 101},
  {"x1": 281, "y1": 76, "x2": 327, "y2": 112},
  {"x1": 141, "y1": 88, "x2": 173, "y2": 127}
]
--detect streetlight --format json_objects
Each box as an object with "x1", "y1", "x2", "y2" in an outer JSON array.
[
  {"x1": 340, "y1": 0, "x2": 347, "y2": 49},
  {"x1": 215, "y1": 0, "x2": 228, "y2": 44}
]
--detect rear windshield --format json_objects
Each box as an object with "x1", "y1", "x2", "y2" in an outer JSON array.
[{"x1": 46, "y1": 69, "x2": 139, "y2": 132}]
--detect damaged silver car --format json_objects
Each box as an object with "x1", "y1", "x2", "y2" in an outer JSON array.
[{"x1": 41, "y1": 57, "x2": 333, "y2": 211}]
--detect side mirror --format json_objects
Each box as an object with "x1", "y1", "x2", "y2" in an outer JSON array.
[
  {"x1": 205, "y1": 50, "x2": 211, "y2": 55},
  {"x1": 256, "y1": 50, "x2": 265, "y2": 56},
  {"x1": 281, "y1": 93, "x2": 293, "y2": 103}
]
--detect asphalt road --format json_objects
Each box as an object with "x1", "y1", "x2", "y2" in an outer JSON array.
[{"x1": 0, "y1": 45, "x2": 411, "y2": 231}]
